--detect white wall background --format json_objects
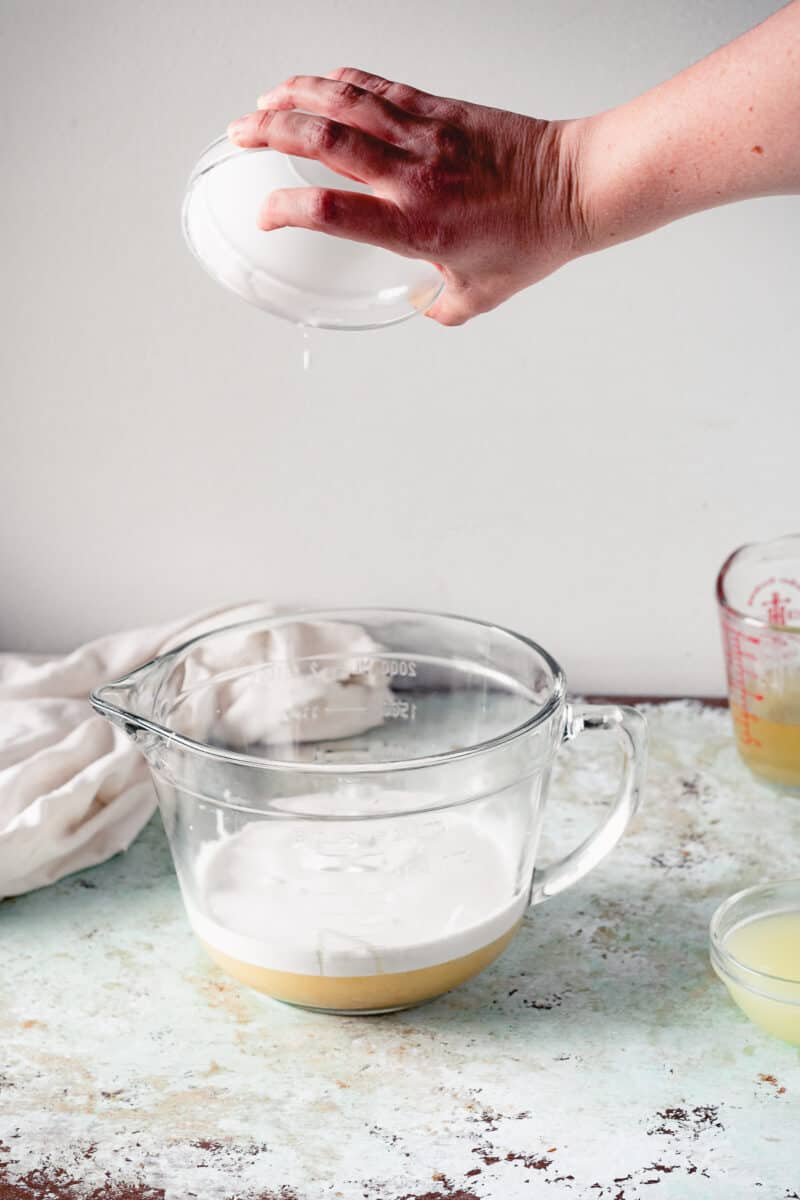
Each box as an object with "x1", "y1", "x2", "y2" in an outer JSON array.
[{"x1": 1, "y1": 0, "x2": 797, "y2": 694}]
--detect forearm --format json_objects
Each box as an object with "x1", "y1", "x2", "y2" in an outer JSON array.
[{"x1": 577, "y1": 0, "x2": 800, "y2": 251}]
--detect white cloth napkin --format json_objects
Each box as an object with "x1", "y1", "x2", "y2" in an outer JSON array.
[{"x1": 0, "y1": 604, "x2": 387, "y2": 899}]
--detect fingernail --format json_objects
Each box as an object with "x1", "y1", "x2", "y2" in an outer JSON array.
[
  {"x1": 227, "y1": 116, "x2": 249, "y2": 141},
  {"x1": 256, "y1": 92, "x2": 274, "y2": 110}
]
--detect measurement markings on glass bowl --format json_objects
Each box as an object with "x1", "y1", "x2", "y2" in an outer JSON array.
[
  {"x1": 290, "y1": 701, "x2": 418, "y2": 722},
  {"x1": 349, "y1": 657, "x2": 419, "y2": 678}
]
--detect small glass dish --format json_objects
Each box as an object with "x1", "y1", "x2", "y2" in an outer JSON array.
[
  {"x1": 710, "y1": 879, "x2": 800, "y2": 1046},
  {"x1": 182, "y1": 135, "x2": 443, "y2": 330}
]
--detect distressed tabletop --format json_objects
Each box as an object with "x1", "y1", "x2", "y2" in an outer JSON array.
[{"x1": 1, "y1": 701, "x2": 799, "y2": 1200}]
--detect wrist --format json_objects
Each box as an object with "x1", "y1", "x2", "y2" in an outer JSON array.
[
  {"x1": 566, "y1": 107, "x2": 675, "y2": 258},
  {"x1": 563, "y1": 110, "x2": 635, "y2": 257},
  {"x1": 550, "y1": 116, "x2": 598, "y2": 258},
  {"x1": 522, "y1": 116, "x2": 597, "y2": 268}
]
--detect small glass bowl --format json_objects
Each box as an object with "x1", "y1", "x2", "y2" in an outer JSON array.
[
  {"x1": 182, "y1": 135, "x2": 443, "y2": 330},
  {"x1": 710, "y1": 879, "x2": 800, "y2": 1046}
]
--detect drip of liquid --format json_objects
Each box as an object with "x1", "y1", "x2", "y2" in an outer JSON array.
[{"x1": 302, "y1": 326, "x2": 311, "y2": 372}]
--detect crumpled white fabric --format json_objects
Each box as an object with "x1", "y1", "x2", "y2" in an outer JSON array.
[{"x1": 0, "y1": 603, "x2": 387, "y2": 899}]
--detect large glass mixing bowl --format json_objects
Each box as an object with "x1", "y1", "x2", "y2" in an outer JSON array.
[
  {"x1": 91, "y1": 608, "x2": 647, "y2": 1015},
  {"x1": 182, "y1": 136, "x2": 443, "y2": 330}
]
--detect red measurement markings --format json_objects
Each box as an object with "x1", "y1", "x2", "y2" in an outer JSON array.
[
  {"x1": 722, "y1": 617, "x2": 762, "y2": 747},
  {"x1": 748, "y1": 576, "x2": 800, "y2": 625},
  {"x1": 765, "y1": 590, "x2": 789, "y2": 625}
]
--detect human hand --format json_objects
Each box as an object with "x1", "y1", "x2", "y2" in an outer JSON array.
[
  {"x1": 228, "y1": 4, "x2": 800, "y2": 326},
  {"x1": 227, "y1": 69, "x2": 589, "y2": 326}
]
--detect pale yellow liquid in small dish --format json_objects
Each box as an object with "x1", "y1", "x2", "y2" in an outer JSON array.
[
  {"x1": 201, "y1": 922, "x2": 520, "y2": 1013},
  {"x1": 721, "y1": 912, "x2": 800, "y2": 1045}
]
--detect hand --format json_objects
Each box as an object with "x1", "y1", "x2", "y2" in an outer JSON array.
[{"x1": 228, "y1": 69, "x2": 589, "y2": 326}]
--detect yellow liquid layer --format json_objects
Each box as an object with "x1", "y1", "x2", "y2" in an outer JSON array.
[
  {"x1": 201, "y1": 922, "x2": 520, "y2": 1012},
  {"x1": 731, "y1": 700, "x2": 800, "y2": 789},
  {"x1": 722, "y1": 912, "x2": 800, "y2": 1045}
]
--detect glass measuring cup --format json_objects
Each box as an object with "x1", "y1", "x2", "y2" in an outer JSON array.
[
  {"x1": 91, "y1": 609, "x2": 646, "y2": 1014},
  {"x1": 182, "y1": 137, "x2": 443, "y2": 329},
  {"x1": 717, "y1": 533, "x2": 800, "y2": 792}
]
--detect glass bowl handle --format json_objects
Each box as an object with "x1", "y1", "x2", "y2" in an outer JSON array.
[{"x1": 530, "y1": 703, "x2": 647, "y2": 905}]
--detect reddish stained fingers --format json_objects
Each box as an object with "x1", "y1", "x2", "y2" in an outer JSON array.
[
  {"x1": 256, "y1": 75, "x2": 420, "y2": 147},
  {"x1": 228, "y1": 109, "x2": 408, "y2": 185},
  {"x1": 326, "y1": 67, "x2": 461, "y2": 119},
  {"x1": 258, "y1": 187, "x2": 412, "y2": 254}
]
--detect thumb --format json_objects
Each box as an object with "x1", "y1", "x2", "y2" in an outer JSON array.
[{"x1": 424, "y1": 288, "x2": 472, "y2": 326}]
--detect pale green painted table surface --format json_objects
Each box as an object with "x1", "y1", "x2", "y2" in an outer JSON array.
[{"x1": 1, "y1": 702, "x2": 799, "y2": 1200}]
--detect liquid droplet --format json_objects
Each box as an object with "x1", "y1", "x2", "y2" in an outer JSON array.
[{"x1": 302, "y1": 327, "x2": 311, "y2": 372}]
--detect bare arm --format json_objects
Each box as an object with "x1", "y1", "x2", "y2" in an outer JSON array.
[
  {"x1": 580, "y1": 0, "x2": 800, "y2": 252},
  {"x1": 228, "y1": 2, "x2": 800, "y2": 325}
]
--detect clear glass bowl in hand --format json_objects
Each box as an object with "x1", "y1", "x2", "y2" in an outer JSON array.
[{"x1": 182, "y1": 136, "x2": 443, "y2": 330}]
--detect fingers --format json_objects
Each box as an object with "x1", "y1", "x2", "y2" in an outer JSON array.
[
  {"x1": 256, "y1": 75, "x2": 420, "y2": 147},
  {"x1": 259, "y1": 187, "x2": 411, "y2": 253},
  {"x1": 229, "y1": 109, "x2": 406, "y2": 185},
  {"x1": 327, "y1": 67, "x2": 447, "y2": 118}
]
